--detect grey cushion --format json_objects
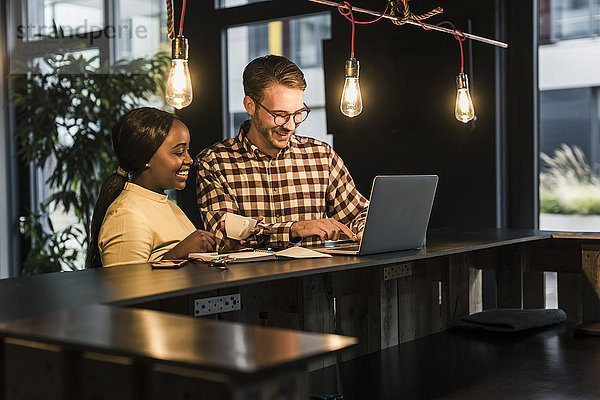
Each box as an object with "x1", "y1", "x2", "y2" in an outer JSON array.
[{"x1": 450, "y1": 308, "x2": 567, "y2": 332}]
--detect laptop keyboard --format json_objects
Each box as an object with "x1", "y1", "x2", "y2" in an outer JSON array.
[{"x1": 323, "y1": 242, "x2": 360, "y2": 250}]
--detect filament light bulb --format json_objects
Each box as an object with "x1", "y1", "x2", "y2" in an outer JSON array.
[
  {"x1": 455, "y1": 72, "x2": 475, "y2": 123},
  {"x1": 165, "y1": 36, "x2": 193, "y2": 110},
  {"x1": 340, "y1": 58, "x2": 363, "y2": 118}
]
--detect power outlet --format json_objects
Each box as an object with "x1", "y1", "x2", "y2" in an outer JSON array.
[
  {"x1": 383, "y1": 263, "x2": 412, "y2": 281},
  {"x1": 194, "y1": 294, "x2": 241, "y2": 316}
]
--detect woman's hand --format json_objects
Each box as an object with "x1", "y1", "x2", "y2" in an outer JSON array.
[
  {"x1": 185, "y1": 229, "x2": 217, "y2": 252},
  {"x1": 163, "y1": 229, "x2": 216, "y2": 259}
]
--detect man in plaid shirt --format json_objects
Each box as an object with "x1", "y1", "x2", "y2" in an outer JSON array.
[{"x1": 196, "y1": 55, "x2": 368, "y2": 250}]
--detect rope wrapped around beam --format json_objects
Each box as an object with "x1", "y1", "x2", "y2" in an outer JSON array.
[{"x1": 389, "y1": 0, "x2": 443, "y2": 26}]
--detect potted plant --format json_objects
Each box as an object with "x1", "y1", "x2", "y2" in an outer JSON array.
[{"x1": 12, "y1": 27, "x2": 170, "y2": 275}]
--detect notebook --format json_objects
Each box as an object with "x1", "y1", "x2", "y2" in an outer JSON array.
[
  {"x1": 311, "y1": 175, "x2": 438, "y2": 256},
  {"x1": 188, "y1": 246, "x2": 331, "y2": 263}
]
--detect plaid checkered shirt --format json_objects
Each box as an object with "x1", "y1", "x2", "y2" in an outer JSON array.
[{"x1": 195, "y1": 120, "x2": 369, "y2": 250}]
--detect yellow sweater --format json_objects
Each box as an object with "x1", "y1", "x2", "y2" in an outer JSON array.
[{"x1": 99, "y1": 182, "x2": 196, "y2": 267}]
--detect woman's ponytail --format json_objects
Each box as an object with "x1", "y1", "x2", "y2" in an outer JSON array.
[{"x1": 86, "y1": 173, "x2": 127, "y2": 268}]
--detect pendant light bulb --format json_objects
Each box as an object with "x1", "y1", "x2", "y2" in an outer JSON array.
[
  {"x1": 165, "y1": 36, "x2": 193, "y2": 110},
  {"x1": 340, "y1": 58, "x2": 363, "y2": 118},
  {"x1": 455, "y1": 72, "x2": 475, "y2": 123}
]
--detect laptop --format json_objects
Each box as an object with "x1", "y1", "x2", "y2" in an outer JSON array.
[{"x1": 312, "y1": 175, "x2": 438, "y2": 255}]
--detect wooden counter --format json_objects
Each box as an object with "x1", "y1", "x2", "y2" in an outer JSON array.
[
  {"x1": 1, "y1": 228, "x2": 599, "y2": 399},
  {"x1": 0, "y1": 304, "x2": 356, "y2": 399},
  {"x1": 0, "y1": 228, "x2": 552, "y2": 321}
]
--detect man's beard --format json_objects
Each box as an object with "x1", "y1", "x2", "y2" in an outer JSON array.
[
  {"x1": 251, "y1": 116, "x2": 291, "y2": 148},
  {"x1": 251, "y1": 114, "x2": 269, "y2": 140}
]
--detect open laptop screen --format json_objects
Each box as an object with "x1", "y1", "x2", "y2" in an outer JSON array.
[{"x1": 313, "y1": 175, "x2": 438, "y2": 256}]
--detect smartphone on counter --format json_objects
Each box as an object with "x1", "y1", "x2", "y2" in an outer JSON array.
[{"x1": 151, "y1": 259, "x2": 188, "y2": 269}]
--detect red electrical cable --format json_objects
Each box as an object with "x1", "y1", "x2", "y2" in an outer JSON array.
[
  {"x1": 337, "y1": 2, "x2": 466, "y2": 72},
  {"x1": 338, "y1": 1, "x2": 389, "y2": 59},
  {"x1": 414, "y1": 17, "x2": 466, "y2": 73},
  {"x1": 178, "y1": 0, "x2": 187, "y2": 36}
]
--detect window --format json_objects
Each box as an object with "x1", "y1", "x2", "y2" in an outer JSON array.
[
  {"x1": 551, "y1": 0, "x2": 600, "y2": 41},
  {"x1": 11, "y1": 0, "x2": 170, "y2": 272},
  {"x1": 215, "y1": 0, "x2": 269, "y2": 9},
  {"x1": 23, "y1": 0, "x2": 104, "y2": 40},
  {"x1": 23, "y1": 0, "x2": 169, "y2": 60},
  {"x1": 117, "y1": 0, "x2": 169, "y2": 59},
  {"x1": 539, "y1": 0, "x2": 600, "y2": 232},
  {"x1": 223, "y1": 13, "x2": 332, "y2": 144},
  {"x1": 290, "y1": 16, "x2": 330, "y2": 68},
  {"x1": 539, "y1": 0, "x2": 600, "y2": 307},
  {"x1": 596, "y1": 0, "x2": 600, "y2": 33}
]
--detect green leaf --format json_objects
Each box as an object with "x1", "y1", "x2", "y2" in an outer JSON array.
[{"x1": 13, "y1": 48, "x2": 167, "y2": 274}]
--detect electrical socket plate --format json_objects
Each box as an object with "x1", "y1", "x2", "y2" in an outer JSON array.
[
  {"x1": 383, "y1": 263, "x2": 412, "y2": 281},
  {"x1": 194, "y1": 294, "x2": 241, "y2": 316}
]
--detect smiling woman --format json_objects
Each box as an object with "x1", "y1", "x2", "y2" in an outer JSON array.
[
  {"x1": 86, "y1": 107, "x2": 216, "y2": 268},
  {"x1": 134, "y1": 119, "x2": 193, "y2": 193}
]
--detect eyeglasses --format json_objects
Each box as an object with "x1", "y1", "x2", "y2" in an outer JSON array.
[{"x1": 252, "y1": 98, "x2": 311, "y2": 127}]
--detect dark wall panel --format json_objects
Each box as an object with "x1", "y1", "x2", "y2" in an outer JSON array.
[
  {"x1": 324, "y1": 0, "x2": 498, "y2": 229},
  {"x1": 504, "y1": 0, "x2": 538, "y2": 229},
  {"x1": 175, "y1": 1, "x2": 224, "y2": 228},
  {"x1": 176, "y1": 1, "x2": 537, "y2": 231}
]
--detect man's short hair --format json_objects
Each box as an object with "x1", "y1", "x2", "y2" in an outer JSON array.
[{"x1": 243, "y1": 55, "x2": 307, "y2": 103}]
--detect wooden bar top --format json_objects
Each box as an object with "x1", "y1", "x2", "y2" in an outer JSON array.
[
  {"x1": 551, "y1": 233, "x2": 600, "y2": 240},
  {"x1": 0, "y1": 228, "x2": 555, "y2": 321},
  {"x1": 0, "y1": 304, "x2": 357, "y2": 375}
]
